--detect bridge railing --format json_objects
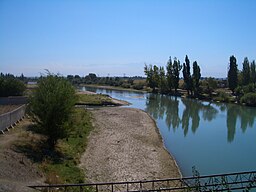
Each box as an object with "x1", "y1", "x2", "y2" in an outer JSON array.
[{"x1": 28, "y1": 170, "x2": 256, "y2": 192}]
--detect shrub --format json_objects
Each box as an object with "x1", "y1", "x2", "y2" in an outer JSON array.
[
  {"x1": 240, "y1": 93, "x2": 256, "y2": 107},
  {"x1": 132, "y1": 83, "x2": 144, "y2": 90},
  {"x1": 30, "y1": 73, "x2": 77, "y2": 149},
  {"x1": 215, "y1": 91, "x2": 230, "y2": 102},
  {"x1": 243, "y1": 83, "x2": 256, "y2": 94}
]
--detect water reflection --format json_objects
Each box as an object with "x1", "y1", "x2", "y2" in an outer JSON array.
[
  {"x1": 226, "y1": 104, "x2": 256, "y2": 142},
  {"x1": 146, "y1": 94, "x2": 216, "y2": 137},
  {"x1": 82, "y1": 86, "x2": 256, "y2": 142},
  {"x1": 145, "y1": 94, "x2": 256, "y2": 142}
]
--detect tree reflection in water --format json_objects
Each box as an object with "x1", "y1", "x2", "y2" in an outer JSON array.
[
  {"x1": 224, "y1": 104, "x2": 256, "y2": 142},
  {"x1": 82, "y1": 86, "x2": 256, "y2": 142},
  {"x1": 145, "y1": 94, "x2": 218, "y2": 136},
  {"x1": 145, "y1": 94, "x2": 256, "y2": 141}
]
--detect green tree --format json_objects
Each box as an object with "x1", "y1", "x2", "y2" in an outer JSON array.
[
  {"x1": 242, "y1": 57, "x2": 250, "y2": 85},
  {"x1": 0, "y1": 74, "x2": 25, "y2": 97},
  {"x1": 152, "y1": 65, "x2": 160, "y2": 92},
  {"x1": 173, "y1": 57, "x2": 182, "y2": 93},
  {"x1": 166, "y1": 57, "x2": 174, "y2": 92},
  {"x1": 251, "y1": 60, "x2": 256, "y2": 84},
  {"x1": 159, "y1": 66, "x2": 166, "y2": 93},
  {"x1": 30, "y1": 73, "x2": 77, "y2": 149},
  {"x1": 144, "y1": 64, "x2": 160, "y2": 92},
  {"x1": 182, "y1": 55, "x2": 192, "y2": 95},
  {"x1": 205, "y1": 77, "x2": 217, "y2": 97},
  {"x1": 192, "y1": 61, "x2": 201, "y2": 96},
  {"x1": 144, "y1": 64, "x2": 152, "y2": 88},
  {"x1": 228, "y1": 55, "x2": 238, "y2": 93}
]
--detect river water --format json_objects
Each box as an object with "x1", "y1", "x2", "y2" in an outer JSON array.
[{"x1": 81, "y1": 86, "x2": 256, "y2": 177}]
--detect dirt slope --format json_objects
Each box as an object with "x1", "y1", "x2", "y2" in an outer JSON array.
[{"x1": 0, "y1": 119, "x2": 44, "y2": 192}]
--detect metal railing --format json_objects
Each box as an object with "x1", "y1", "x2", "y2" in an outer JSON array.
[
  {"x1": 0, "y1": 104, "x2": 26, "y2": 132},
  {"x1": 28, "y1": 170, "x2": 256, "y2": 191}
]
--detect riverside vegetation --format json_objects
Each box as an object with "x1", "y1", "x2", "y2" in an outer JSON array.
[
  {"x1": 1, "y1": 62, "x2": 256, "y2": 188},
  {"x1": 0, "y1": 73, "x2": 94, "y2": 184},
  {"x1": 65, "y1": 55, "x2": 256, "y2": 107},
  {"x1": 0, "y1": 72, "x2": 128, "y2": 185},
  {"x1": 16, "y1": 108, "x2": 93, "y2": 184},
  {"x1": 27, "y1": 73, "x2": 99, "y2": 183},
  {"x1": 143, "y1": 55, "x2": 256, "y2": 107},
  {"x1": 3, "y1": 54, "x2": 256, "y2": 107}
]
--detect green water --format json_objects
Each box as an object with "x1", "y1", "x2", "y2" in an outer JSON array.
[{"x1": 81, "y1": 86, "x2": 256, "y2": 177}]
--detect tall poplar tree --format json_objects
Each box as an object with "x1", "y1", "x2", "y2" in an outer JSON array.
[
  {"x1": 242, "y1": 57, "x2": 250, "y2": 85},
  {"x1": 159, "y1": 66, "x2": 166, "y2": 93},
  {"x1": 166, "y1": 56, "x2": 174, "y2": 92},
  {"x1": 227, "y1": 55, "x2": 238, "y2": 93},
  {"x1": 192, "y1": 61, "x2": 201, "y2": 96},
  {"x1": 152, "y1": 65, "x2": 160, "y2": 92},
  {"x1": 173, "y1": 57, "x2": 182, "y2": 93},
  {"x1": 182, "y1": 55, "x2": 192, "y2": 95},
  {"x1": 251, "y1": 60, "x2": 256, "y2": 84}
]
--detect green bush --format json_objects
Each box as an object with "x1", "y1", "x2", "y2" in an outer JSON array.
[
  {"x1": 132, "y1": 83, "x2": 144, "y2": 90},
  {"x1": 214, "y1": 91, "x2": 230, "y2": 102},
  {"x1": 243, "y1": 83, "x2": 256, "y2": 94},
  {"x1": 121, "y1": 83, "x2": 131, "y2": 88},
  {"x1": 240, "y1": 93, "x2": 256, "y2": 106}
]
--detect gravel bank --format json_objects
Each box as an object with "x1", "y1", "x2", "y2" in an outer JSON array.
[{"x1": 80, "y1": 107, "x2": 181, "y2": 183}]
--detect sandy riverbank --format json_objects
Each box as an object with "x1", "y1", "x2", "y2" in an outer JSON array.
[{"x1": 79, "y1": 107, "x2": 181, "y2": 183}]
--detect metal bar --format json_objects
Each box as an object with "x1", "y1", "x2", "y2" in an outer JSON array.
[
  {"x1": 28, "y1": 170, "x2": 256, "y2": 192},
  {"x1": 28, "y1": 171, "x2": 256, "y2": 189}
]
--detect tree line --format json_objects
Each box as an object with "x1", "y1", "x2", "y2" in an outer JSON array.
[
  {"x1": 227, "y1": 56, "x2": 256, "y2": 92},
  {"x1": 144, "y1": 55, "x2": 201, "y2": 96},
  {"x1": 67, "y1": 74, "x2": 146, "y2": 90},
  {"x1": 0, "y1": 73, "x2": 26, "y2": 97},
  {"x1": 228, "y1": 55, "x2": 256, "y2": 106}
]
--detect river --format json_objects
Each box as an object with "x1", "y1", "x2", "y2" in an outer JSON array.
[{"x1": 81, "y1": 86, "x2": 256, "y2": 177}]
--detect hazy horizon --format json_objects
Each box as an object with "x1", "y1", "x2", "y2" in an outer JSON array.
[{"x1": 1, "y1": 0, "x2": 256, "y2": 78}]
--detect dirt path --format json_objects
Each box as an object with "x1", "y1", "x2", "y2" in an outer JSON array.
[
  {"x1": 80, "y1": 107, "x2": 181, "y2": 183},
  {"x1": 0, "y1": 118, "x2": 44, "y2": 192}
]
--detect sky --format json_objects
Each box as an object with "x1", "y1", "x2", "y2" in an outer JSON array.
[{"x1": 1, "y1": 0, "x2": 256, "y2": 78}]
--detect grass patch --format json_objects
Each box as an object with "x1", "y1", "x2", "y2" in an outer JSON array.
[
  {"x1": 15, "y1": 108, "x2": 93, "y2": 184},
  {"x1": 77, "y1": 93, "x2": 113, "y2": 105},
  {"x1": 41, "y1": 108, "x2": 93, "y2": 184}
]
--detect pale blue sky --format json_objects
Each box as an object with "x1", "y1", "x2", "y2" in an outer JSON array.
[{"x1": 1, "y1": 0, "x2": 256, "y2": 77}]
